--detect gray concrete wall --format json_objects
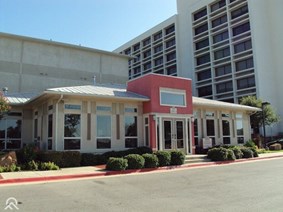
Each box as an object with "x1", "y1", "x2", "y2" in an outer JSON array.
[{"x1": 0, "y1": 33, "x2": 129, "y2": 93}]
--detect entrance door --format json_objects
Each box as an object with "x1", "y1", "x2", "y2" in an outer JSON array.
[{"x1": 163, "y1": 119, "x2": 185, "y2": 151}]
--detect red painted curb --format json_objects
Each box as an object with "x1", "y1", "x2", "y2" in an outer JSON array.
[{"x1": 0, "y1": 154, "x2": 282, "y2": 185}]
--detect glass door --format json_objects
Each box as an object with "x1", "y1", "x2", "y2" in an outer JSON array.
[{"x1": 163, "y1": 119, "x2": 185, "y2": 151}]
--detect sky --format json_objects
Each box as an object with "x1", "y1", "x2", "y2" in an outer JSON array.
[{"x1": 0, "y1": 0, "x2": 177, "y2": 51}]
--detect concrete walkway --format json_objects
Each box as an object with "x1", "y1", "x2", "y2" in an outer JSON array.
[{"x1": 1, "y1": 152, "x2": 283, "y2": 185}]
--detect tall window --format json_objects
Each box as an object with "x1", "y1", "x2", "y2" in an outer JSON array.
[
  {"x1": 48, "y1": 114, "x2": 53, "y2": 150},
  {"x1": 96, "y1": 105, "x2": 112, "y2": 149},
  {"x1": 0, "y1": 114, "x2": 22, "y2": 150},
  {"x1": 222, "y1": 113, "x2": 231, "y2": 145},
  {"x1": 144, "y1": 117, "x2": 149, "y2": 147},
  {"x1": 236, "y1": 113, "x2": 244, "y2": 144},
  {"x1": 125, "y1": 107, "x2": 138, "y2": 148},
  {"x1": 64, "y1": 114, "x2": 81, "y2": 150},
  {"x1": 206, "y1": 112, "x2": 215, "y2": 145},
  {"x1": 193, "y1": 112, "x2": 199, "y2": 146}
]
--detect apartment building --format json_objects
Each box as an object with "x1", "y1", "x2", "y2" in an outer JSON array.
[{"x1": 114, "y1": 0, "x2": 283, "y2": 135}]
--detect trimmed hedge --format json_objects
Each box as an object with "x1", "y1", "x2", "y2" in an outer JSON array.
[
  {"x1": 155, "y1": 151, "x2": 171, "y2": 167},
  {"x1": 142, "y1": 153, "x2": 159, "y2": 168},
  {"x1": 170, "y1": 150, "x2": 185, "y2": 165},
  {"x1": 106, "y1": 157, "x2": 128, "y2": 171},
  {"x1": 207, "y1": 147, "x2": 236, "y2": 161},
  {"x1": 240, "y1": 147, "x2": 254, "y2": 158},
  {"x1": 124, "y1": 154, "x2": 145, "y2": 169},
  {"x1": 37, "y1": 151, "x2": 81, "y2": 168},
  {"x1": 81, "y1": 153, "x2": 105, "y2": 166},
  {"x1": 231, "y1": 146, "x2": 243, "y2": 159}
]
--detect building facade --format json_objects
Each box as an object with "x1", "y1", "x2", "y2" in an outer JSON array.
[{"x1": 114, "y1": 0, "x2": 283, "y2": 136}]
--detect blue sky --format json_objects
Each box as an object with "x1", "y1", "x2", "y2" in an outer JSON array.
[{"x1": 0, "y1": 0, "x2": 177, "y2": 51}]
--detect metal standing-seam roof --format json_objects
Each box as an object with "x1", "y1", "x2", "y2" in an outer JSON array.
[
  {"x1": 45, "y1": 84, "x2": 150, "y2": 101},
  {"x1": 192, "y1": 97, "x2": 261, "y2": 112},
  {"x1": 5, "y1": 93, "x2": 39, "y2": 105}
]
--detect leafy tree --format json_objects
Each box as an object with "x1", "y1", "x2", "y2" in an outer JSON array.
[
  {"x1": 240, "y1": 96, "x2": 280, "y2": 133},
  {"x1": 0, "y1": 91, "x2": 10, "y2": 119}
]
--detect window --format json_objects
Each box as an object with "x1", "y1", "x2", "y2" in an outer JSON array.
[
  {"x1": 197, "y1": 69, "x2": 211, "y2": 81},
  {"x1": 196, "y1": 54, "x2": 210, "y2": 65},
  {"x1": 166, "y1": 52, "x2": 176, "y2": 62},
  {"x1": 97, "y1": 115, "x2": 111, "y2": 149},
  {"x1": 212, "y1": 15, "x2": 227, "y2": 28},
  {"x1": 143, "y1": 50, "x2": 151, "y2": 58},
  {"x1": 125, "y1": 107, "x2": 137, "y2": 113},
  {"x1": 165, "y1": 25, "x2": 175, "y2": 35},
  {"x1": 64, "y1": 114, "x2": 81, "y2": 150},
  {"x1": 214, "y1": 47, "x2": 230, "y2": 60},
  {"x1": 211, "y1": 0, "x2": 226, "y2": 12},
  {"x1": 196, "y1": 38, "x2": 209, "y2": 50},
  {"x1": 198, "y1": 85, "x2": 212, "y2": 97},
  {"x1": 124, "y1": 48, "x2": 131, "y2": 55},
  {"x1": 222, "y1": 120, "x2": 231, "y2": 144},
  {"x1": 231, "y1": 5, "x2": 248, "y2": 19},
  {"x1": 235, "y1": 58, "x2": 254, "y2": 71},
  {"x1": 195, "y1": 23, "x2": 208, "y2": 35},
  {"x1": 160, "y1": 90, "x2": 186, "y2": 107},
  {"x1": 97, "y1": 106, "x2": 112, "y2": 112},
  {"x1": 134, "y1": 55, "x2": 140, "y2": 63},
  {"x1": 133, "y1": 43, "x2": 140, "y2": 51},
  {"x1": 0, "y1": 117, "x2": 22, "y2": 150},
  {"x1": 166, "y1": 39, "x2": 175, "y2": 48},
  {"x1": 154, "y1": 57, "x2": 163, "y2": 66},
  {"x1": 143, "y1": 38, "x2": 151, "y2": 46},
  {"x1": 143, "y1": 62, "x2": 152, "y2": 71},
  {"x1": 167, "y1": 65, "x2": 177, "y2": 75},
  {"x1": 125, "y1": 116, "x2": 138, "y2": 148},
  {"x1": 233, "y1": 22, "x2": 250, "y2": 36},
  {"x1": 65, "y1": 104, "x2": 81, "y2": 110},
  {"x1": 206, "y1": 120, "x2": 215, "y2": 136},
  {"x1": 213, "y1": 31, "x2": 229, "y2": 44},
  {"x1": 216, "y1": 81, "x2": 233, "y2": 94},
  {"x1": 194, "y1": 8, "x2": 207, "y2": 21},
  {"x1": 237, "y1": 76, "x2": 255, "y2": 89},
  {"x1": 48, "y1": 114, "x2": 53, "y2": 150},
  {"x1": 215, "y1": 64, "x2": 232, "y2": 77},
  {"x1": 154, "y1": 31, "x2": 162, "y2": 41},
  {"x1": 234, "y1": 40, "x2": 252, "y2": 54},
  {"x1": 154, "y1": 44, "x2": 163, "y2": 53},
  {"x1": 236, "y1": 113, "x2": 244, "y2": 144}
]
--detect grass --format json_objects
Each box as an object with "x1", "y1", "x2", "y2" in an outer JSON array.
[{"x1": 258, "y1": 149, "x2": 283, "y2": 154}]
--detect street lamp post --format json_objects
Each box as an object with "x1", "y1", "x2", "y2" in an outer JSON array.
[{"x1": 262, "y1": 102, "x2": 270, "y2": 147}]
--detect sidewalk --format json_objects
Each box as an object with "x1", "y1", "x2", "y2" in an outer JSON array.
[{"x1": 1, "y1": 152, "x2": 283, "y2": 185}]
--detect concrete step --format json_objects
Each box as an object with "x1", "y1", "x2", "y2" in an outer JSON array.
[{"x1": 184, "y1": 154, "x2": 211, "y2": 164}]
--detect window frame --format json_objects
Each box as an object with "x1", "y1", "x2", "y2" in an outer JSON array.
[{"x1": 160, "y1": 88, "x2": 187, "y2": 107}]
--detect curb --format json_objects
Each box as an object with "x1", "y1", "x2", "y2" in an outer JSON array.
[{"x1": 1, "y1": 154, "x2": 283, "y2": 185}]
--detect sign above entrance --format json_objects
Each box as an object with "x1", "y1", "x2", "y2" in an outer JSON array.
[{"x1": 170, "y1": 107, "x2": 177, "y2": 114}]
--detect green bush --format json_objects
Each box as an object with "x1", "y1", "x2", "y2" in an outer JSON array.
[
  {"x1": 142, "y1": 154, "x2": 159, "y2": 168},
  {"x1": 106, "y1": 157, "x2": 128, "y2": 171},
  {"x1": 27, "y1": 160, "x2": 39, "y2": 171},
  {"x1": 244, "y1": 140, "x2": 257, "y2": 148},
  {"x1": 170, "y1": 150, "x2": 185, "y2": 165},
  {"x1": 16, "y1": 144, "x2": 37, "y2": 164},
  {"x1": 240, "y1": 147, "x2": 254, "y2": 158},
  {"x1": 227, "y1": 149, "x2": 236, "y2": 161},
  {"x1": 37, "y1": 151, "x2": 81, "y2": 168},
  {"x1": 39, "y1": 162, "x2": 60, "y2": 170},
  {"x1": 81, "y1": 153, "x2": 105, "y2": 166},
  {"x1": 231, "y1": 146, "x2": 243, "y2": 159},
  {"x1": 207, "y1": 147, "x2": 229, "y2": 161},
  {"x1": 269, "y1": 143, "x2": 282, "y2": 151},
  {"x1": 124, "y1": 154, "x2": 145, "y2": 169},
  {"x1": 155, "y1": 151, "x2": 171, "y2": 167},
  {"x1": 248, "y1": 147, "x2": 259, "y2": 157},
  {"x1": 0, "y1": 164, "x2": 21, "y2": 173}
]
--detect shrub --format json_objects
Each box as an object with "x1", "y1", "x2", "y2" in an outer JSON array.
[
  {"x1": 37, "y1": 151, "x2": 81, "y2": 168},
  {"x1": 155, "y1": 151, "x2": 171, "y2": 167},
  {"x1": 27, "y1": 160, "x2": 39, "y2": 171},
  {"x1": 269, "y1": 143, "x2": 282, "y2": 151},
  {"x1": 0, "y1": 164, "x2": 21, "y2": 173},
  {"x1": 142, "y1": 154, "x2": 159, "y2": 168},
  {"x1": 207, "y1": 147, "x2": 229, "y2": 161},
  {"x1": 16, "y1": 144, "x2": 37, "y2": 164},
  {"x1": 136, "y1": 146, "x2": 153, "y2": 155},
  {"x1": 39, "y1": 162, "x2": 60, "y2": 170},
  {"x1": 106, "y1": 157, "x2": 128, "y2": 171},
  {"x1": 124, "y1": 154, "x2": 145, "y2": 169},
  {"x1": 170, "y1": 150, "x2": 185, "y2": 165},
  {"x1": 227, "y1": 149, "x2": 236, "y2": 161},
  {"x1": 231, "y1": 146, "x2": 243, "y2": 159},
  {"x1": 240, "y1": 147, "x2": 254, "y2": 158},
  {"x1": 244, "y1": 140, "x2": 257, "y2": 148},
  {"x1": 248, "y1": 147, "x2": 259, "y2": 157},
  {"x1": 81, "y1": 153, "x2": 105, "y2": 166},
  {"x1": 257, "y1": 148, "x2": 267, "y2": 154}
]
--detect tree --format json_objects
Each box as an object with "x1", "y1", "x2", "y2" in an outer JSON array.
[
  {"x1": 0, "y1": 91, "x2": 10, "y2": 119},
  {"x1": 240, "y1": 96, "x2": 280, "y2": 134}
]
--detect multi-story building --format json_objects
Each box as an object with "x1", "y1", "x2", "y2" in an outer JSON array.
[{"x1": 114, "y1": 0, "x2": 283, "y2": 136}]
